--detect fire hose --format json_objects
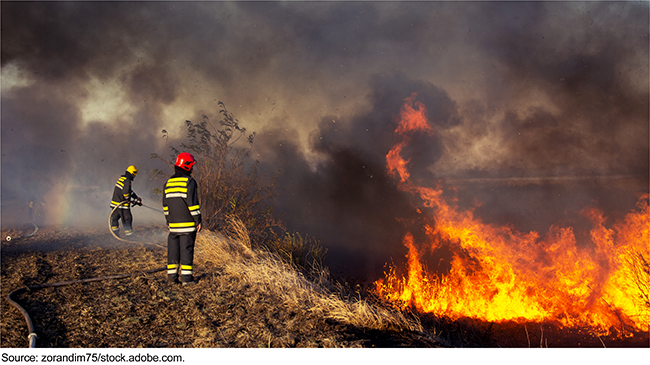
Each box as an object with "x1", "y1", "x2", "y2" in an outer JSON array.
[
  {"x1": 6, "y1": 267, "x2": 166, "y2": 348},
  {"x1": 109, "y1": 200, "x2": 165, "y2": 249},
  {"x1": 5, "y1": 222, "x2": 39, "y2": 242}
]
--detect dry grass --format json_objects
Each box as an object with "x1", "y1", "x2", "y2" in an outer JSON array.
[{"x1": 196, "y1": 221, "x2": 423, "y2": 333}]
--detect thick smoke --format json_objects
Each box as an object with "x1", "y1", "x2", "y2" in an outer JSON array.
[
  {"x1": 2, "y1": 2, "x2": 648, "y2": 279},
  {"x1": 255, "y1": 74, "x2": 462, "y2": 278},
  {"x1": 1, "y1": 2, "x2": 185, "y2": 226}
]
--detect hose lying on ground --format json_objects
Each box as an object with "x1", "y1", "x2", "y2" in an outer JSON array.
[
  {"x1": 6, "y1": 267, "x2": 166, "y2": 348},
  {"x1": 5, "y1": 222, "x2": 39, "y2": 242}
]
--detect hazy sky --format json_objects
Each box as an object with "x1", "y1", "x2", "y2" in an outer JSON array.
[{"x1": 2, "y1": 1, "x2": 648, "y2": 278}]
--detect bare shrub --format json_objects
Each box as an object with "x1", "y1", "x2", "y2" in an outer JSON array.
[{"x1": 151, "y1": 101, "x2": 283, "y2": 245}]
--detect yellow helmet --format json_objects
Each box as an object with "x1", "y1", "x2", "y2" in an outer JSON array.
[{"x1": 126, "y1": 165, "x2": 138, "y2": 176}]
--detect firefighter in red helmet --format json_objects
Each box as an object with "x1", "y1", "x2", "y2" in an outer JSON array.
[
  {"x1": 162, "y1": 152, "x2": 202, "y2": 285},
  {"x1": 110, "y1": 165, "x2": 142, "y2": 237}
]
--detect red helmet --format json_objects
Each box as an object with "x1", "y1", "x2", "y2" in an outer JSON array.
[{"x1": 175, "y1": 152, "x2": 196, "y2": 171}]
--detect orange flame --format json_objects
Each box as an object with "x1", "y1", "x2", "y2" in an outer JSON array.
[
  {"x1": 375, "y1": 93, "x2": 650, "y2": 335},
  {"x1": 386, "y1": 92, "x2": 432, "y2": 183}
]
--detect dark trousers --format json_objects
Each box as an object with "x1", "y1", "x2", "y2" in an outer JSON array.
[
  {"x1": 110, "y1": 208, "x2": 133, "y2": 236},
  {"x1": 167, "y1": 232, "x2": 196, "y2": 282}
]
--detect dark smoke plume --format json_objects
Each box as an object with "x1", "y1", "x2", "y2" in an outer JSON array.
[{"x1": 2, "y1": 1, "x2": 647, "y2": 280}]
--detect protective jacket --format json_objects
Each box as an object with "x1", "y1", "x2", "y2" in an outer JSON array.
[
  {"x1": 110, "y1": 172, "x2": 138, "y2": 209},
  {"x1": 162, "y1": 169, "x2": 201, "y2": 233}
]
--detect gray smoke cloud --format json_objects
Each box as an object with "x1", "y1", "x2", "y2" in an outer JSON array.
[{"x1": 2, "y1": 1, "x2": 648, "y2": 279}]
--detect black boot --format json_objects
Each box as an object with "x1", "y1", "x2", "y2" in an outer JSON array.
[{"x1": 180, "y1": 275, "x2": 197, "y2": 286}]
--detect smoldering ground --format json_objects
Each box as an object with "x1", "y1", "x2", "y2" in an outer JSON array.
[{"x1": 1, "y1": 2, "x2": 648, "y2": 280}]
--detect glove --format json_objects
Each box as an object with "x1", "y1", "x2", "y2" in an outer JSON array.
[{"x1": 136, "y1": 197, "x2": 143, "y2": 206}]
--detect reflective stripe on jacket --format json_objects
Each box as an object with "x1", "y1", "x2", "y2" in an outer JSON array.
[
  {"x1": 110, "y1": 173, "x2": 137, "y2": 209},
  {"x1": 162, "y1": 173, "x2": 201, "y2": 233}
]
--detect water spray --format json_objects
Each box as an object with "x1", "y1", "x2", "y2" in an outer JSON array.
[{"x1": 138, "y1": 203, "x2": 161, "y2": 212}]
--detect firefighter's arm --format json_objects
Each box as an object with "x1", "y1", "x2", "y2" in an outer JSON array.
[
  {"x1": 128, "y1": 180, "x2": 140, "y2": 203},
  {"x1": 123, "y1": 179, "x2": 133, "y2": 203},
  {"x1": 188, "y1": 179, "x2": 202, "y2": 228},
  {"x1": 162, "y1": 187, "x2": 170, "y2": 224},
  {"x1": 122, "y1": 183, "x2": 130, "y2": 202}
]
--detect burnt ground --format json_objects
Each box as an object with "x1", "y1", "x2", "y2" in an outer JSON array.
[{"x1": 1, "y1": 224, "x2": 648, "y2": 348}]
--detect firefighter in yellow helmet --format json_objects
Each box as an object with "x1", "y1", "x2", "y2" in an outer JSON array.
[
  {"x1": 110, "y1": 165, "x2": 142, "y2": 237},
  {"x1": 162, "y1": 153, "x2": 201, "y2": 285}
]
